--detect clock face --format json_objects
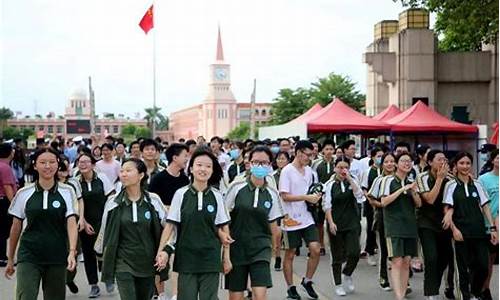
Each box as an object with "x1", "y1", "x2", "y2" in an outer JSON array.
[{"x1": 215, "y1": 68, "x2": 227, "y2": 80}]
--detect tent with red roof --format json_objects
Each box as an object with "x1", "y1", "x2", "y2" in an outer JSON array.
[
  {"x1": 307, "y1": 98, "x2": 390, "y2": 133},
  {"x1": 373, "y1": 105, "x2": 402, "y2": 121},
  {"x1": 386, "y1": 101, "x2": 478, "y2": 133}
]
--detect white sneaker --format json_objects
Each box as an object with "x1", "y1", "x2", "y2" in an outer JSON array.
[
  {"x1": 342, "y1": 275, "x2": 355, "y2": 293},
  {"x1": 335, "y1": 285, "x2": 347, "y2": 296},
  {"x1": 426, "y1": 296, "x2": 440, "y2": 300},
  {"x1": 367, "y1": 255, "x2": 377, "y2": 266}
]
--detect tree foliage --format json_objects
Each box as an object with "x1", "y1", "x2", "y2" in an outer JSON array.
[
  {"x1": 1, "y1": 127, "x2": 34, "y2": 140},
  {"x1": 135, "y1": 127, "x2": 152, "y2": 139},
  {"x1": 396, "y1": 0, "x2": 498, "y2": 51},
  {"x1": 226, "y1": 122, "x2": 258, "y2": 140},
  {"x1": 269, "y1": 73, "x2": 365, "y2": 125}
]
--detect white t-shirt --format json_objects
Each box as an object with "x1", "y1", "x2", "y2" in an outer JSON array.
[
  {"x1": 95, "y1": 159, "x2": 121, "y2": 184},
  {"x1": 349, "y1": 158, "x2": 365, "y2": 180},
  {"x1": 218, "y1": 152, "x2": 231, "y2": 172},
  {"x1": 278, "y1": 163, "x2": 317, "y2": 231}
]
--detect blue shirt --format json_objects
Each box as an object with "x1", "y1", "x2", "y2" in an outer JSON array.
[
  {"x1": 479, "y1": 171, "x2": 499, "y2": 220},
  {"x1": 64, "y1": 146, "x2": 78, "y2": 164}
]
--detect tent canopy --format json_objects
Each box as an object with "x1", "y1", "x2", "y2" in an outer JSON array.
[
  {"x1": 373, "y1": 105, "x2": 402, "y2": 121},
  {"x1": 291, "y1": 103, "x2": 323, "y2": 123},
  {"x1": 386, "y1": 101, "x2": 478, "y2": 133},
  {"x1": 307, "y1": 98, "x2": 390, "y2": 133}
]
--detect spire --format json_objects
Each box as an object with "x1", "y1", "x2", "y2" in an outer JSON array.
[{"x1": 216, "y1": 25, "x2": 224, "y2": 61}]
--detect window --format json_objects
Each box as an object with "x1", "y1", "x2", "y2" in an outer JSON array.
[
  {"x1": 239, "y1": 109, "x2": 250, "y2": 120},
  {"x1": 56, "y1": 125, "x2": 63, "y2": 133},
  {"x1": 261, "y1": 109, "x2": 266, "y2": 116},
  {"x1": 95, "y1": 125, "x2": 101, "y2": 133},
  {"x1": 113, "y1": 125, "x2": 119, "y2": 133},
  {"x1": 105, "y1": 126, "x2": 110, "y2": 133},
  {"x1": 47, "y1": 125, "x2": 53, "y2": 133},
  {"x1": 451, "y1": 106, "x2": 471, "y2": 124},
  {"x1": 255, "y1": 109, "x2": 259, "y2": 116}
]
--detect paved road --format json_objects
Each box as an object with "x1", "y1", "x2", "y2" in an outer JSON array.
[{"x1": 1, "y1": 252, "x2": 498, "y2": 299}]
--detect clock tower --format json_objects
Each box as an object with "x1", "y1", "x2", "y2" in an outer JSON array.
[{"x1": 202, "y1": 26, "x2": 237, "y2": 138}]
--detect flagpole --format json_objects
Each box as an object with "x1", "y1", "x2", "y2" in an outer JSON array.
[{"x1": 152, "y1": 3, "x2": 157, "y2": 139}]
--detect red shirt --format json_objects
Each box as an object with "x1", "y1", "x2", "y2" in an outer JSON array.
[{"x1": 0, "y1": 160, "x2": 17, "y2": 198}]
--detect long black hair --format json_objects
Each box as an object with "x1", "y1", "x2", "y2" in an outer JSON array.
[
  {"x1": 30, "y1": 147, "x2": 61, "y2": 182},
  {"x1": 188, "y1": 149, "x2": 223, "y2": 187}
]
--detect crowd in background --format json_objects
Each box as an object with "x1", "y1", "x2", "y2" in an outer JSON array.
[{"x1": 0, "y1": 133, "x2": 498, "y2": 300}]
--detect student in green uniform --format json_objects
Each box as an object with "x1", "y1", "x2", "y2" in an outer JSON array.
[
  {"x1": 414, "y1": 145, "x2": 430, "y2": 175},
  {"x1": 224, "y1": 146, "x2": 284, "y2": 300},
  {"x1": 415, "y1": 149, "x2": 455, "y2": 300},
  {"x1": 93, "y1": 158, "x2": 168, "y2": 300},
  {"x1": 228, "y1": 142, "x2": 246, "y2": 183},
  {"x1": 361, "y1": 147, "x2": 384, "y2": 267},
  {"x1": 57, "y1": 157, "x2": 85, "y2": 294},
  {"x1": 442, "y1": 152, "x2": 498, "y2": 300},
  {"x1": 312, "y1": 139, "x2": 336, "y2": 256},
  {"x1": 75, "y1": 152, "x2": 116, "y2": 298},
  {"x1": 141, "y1": 139, "x2": 164, "y2": 185},
  {"x1": 155, "y1": 149, "x2": 232, "y2": 300},
  {"x1": 5, "y1": 147, "x2": 78, "y2": 300},
  {"x1": 323, "y1": 156, "x2": 365, "y2": 296},
  {"x1": 367, "y1": 152, "x2": 396, "y2": 291},
  {"x1": 380, "y1": 152, "x2": 422, "y2": 300},
  {"x1": 271, "y1": 151, "x2": 290, "y2": 271}
]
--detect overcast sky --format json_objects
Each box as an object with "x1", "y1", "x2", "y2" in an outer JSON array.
[{"x1": 1, "y1": 0, "x2": 418, "y2": 118}]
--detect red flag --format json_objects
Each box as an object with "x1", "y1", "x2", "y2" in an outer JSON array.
[{"x1": 139, "y1": 5, "x2": 154, "y2": 34}]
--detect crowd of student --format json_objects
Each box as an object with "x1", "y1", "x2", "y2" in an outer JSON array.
[{"x1": 0, "y1": 134, "x2": 498, "y2": 300}]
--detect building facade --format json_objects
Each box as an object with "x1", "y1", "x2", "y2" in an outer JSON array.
[
  {"x1": 363, "y1": 9, "x2": 498, "y2": 134},
  {"x1": 7, "y1": 89, "x2": 147, "y2": 138},
  {"x1": 169, "y1": 27, "x2": 272, "y2": 140}
]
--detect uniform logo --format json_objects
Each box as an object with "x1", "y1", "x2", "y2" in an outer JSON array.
[
  {"x1": 264, "y1": 201, "x2": 271, "y2": 209},
  {"x1": 52, "y1": 201, "x2": 61, "y2": 208},
  {"x1": 207, "y1": 205, "x2": 215, "y2": 213},
  {"x1": 472, "y1": 192, "x2": 478, "y2": 198},
  {"x1": 145, "y1": 211, "x2": 151, "y2": 220}
]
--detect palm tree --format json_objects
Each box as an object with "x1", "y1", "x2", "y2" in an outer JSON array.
[
  {"x1": 0, "y1": 107, "x2": 14, "y2": 137},
  {"x1": 144, "y1": 106, "x2": 162, "y2": 130}
]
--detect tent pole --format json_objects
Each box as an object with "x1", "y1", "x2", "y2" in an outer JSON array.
[{"x1": 390, "y1": 131, "x2": 394, "y2": 151}]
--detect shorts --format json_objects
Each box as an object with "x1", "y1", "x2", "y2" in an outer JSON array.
[
  {"x1": 386, "y1": 237, "x2": 418, "y2": 258},
  {"x1": 225, "y1": 261, "x2": 272, "y2": 291},
  {"x1": 283, "y1": 225, "x2": 319, "y2": 250}
]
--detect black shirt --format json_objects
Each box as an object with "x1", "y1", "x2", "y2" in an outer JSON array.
[{"x1": 148, "y1": 169, "x2": 190, "y2": 206}]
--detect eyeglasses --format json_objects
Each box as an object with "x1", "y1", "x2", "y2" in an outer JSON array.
[
  {"x1": 250, "y1": 160, "x2": 270, "y2": 167},
  {"x1": 78, "y1": 160, "x2": 92, "y2": 165},
  {"x1": 399, "y1": 159, "x2": 413, "y2": 164}
]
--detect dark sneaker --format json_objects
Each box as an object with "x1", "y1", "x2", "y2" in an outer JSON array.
[
  {"x1": 360, "y1": 251, "x2": 368, "y2": 258},
  {"x1": 295, "y1": 248, "x2": 301, "y2": 256},
  {"x1": 67, "y1": 281, "x2": 79, "y2": 294},
  {"x1": 405, "y1": 282, "x2": 412, "y2": 296},
  {"x1": 301, "y1": 278, "x2": 319, "y2": 299},
  {"x1": 320, "y1": 248, "x2": 326, "y2": 256},
  {"x1": 246, "y1": 289, "x2": 252, "y2": 299},
  {"x1": 444, "y1": 288, "x2": 455, "y2": 299},
  {"x1": 287, "y1": 286, "x2": 301, "y2": 299},
  {"x1": 88, "y1": 285, "x2": 100, "y2": 298},
  {"x1": 379, "y1": 279, "x2": 391, "y2": 291},
  {"x1": 105, "y1": 282, "x2": 114, "y2": 293},
  {"x1": 274, "y1": 257, "x2": 282, "y2": 271}
]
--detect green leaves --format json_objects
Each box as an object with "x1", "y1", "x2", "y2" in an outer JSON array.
[
  {"x1": 269, "y1": 73, "x2": 365, "y2": 125},
  {"x1": 396, "y1": 0, "x2": 499, "y2": 51}
]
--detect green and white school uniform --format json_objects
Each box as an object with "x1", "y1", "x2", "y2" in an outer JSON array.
[
  {"x1": 312, "y1": 157, "x2": 335, "y2": 184},
  {"x1": 379, "y1": 175, "x2": 418, "y2": 258},
  {"x1": 443, "y1": 177, "x2": 491, "y2": 299},
  {"x1": 323, "y1": 175, "x2": 365, "y2": 285},
  {"x1": 9, "y1": 182, "x2": 78, "y2": 300},
  {"x1": 416, "y1": 171, "x2": 455, "y2": 296},
  {"x1": 94, "y1": 191, "x2": 167, "y2": 300},
  {"x1": 167, "y1": 185, "x2": 230, "y2": 300},
  {"x1": 228, "y1": 161, "x2": 245, "y2": 183},
  {"x1": 224, "y1": 178, "x2": 284, "y2": 291}
]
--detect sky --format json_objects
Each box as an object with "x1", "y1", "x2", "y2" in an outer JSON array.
[{"x1": 0, "y1": 0, "x2": 419, "y2": 118}]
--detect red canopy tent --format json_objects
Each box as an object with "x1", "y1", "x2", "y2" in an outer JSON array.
[
  {"x1": 386, "y1": 101, "x2": 478, "y2": 133},
  {"x1": 373, "y1": 105, "x2": 402, "y2": 121},
  {"x1": 491, "y1": 122, "x2": 499, "y2": 145},
  {"x1": 307, "y1": 98, "x2": 390, "y2": 133},
  {"x1": 291, "y1": 103, "x2": 323, "y2": 123}
]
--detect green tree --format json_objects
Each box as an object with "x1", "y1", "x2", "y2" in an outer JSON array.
[
  {"x1": 156, "y1": 114, "x2": 169, "y2": 130},
  {"x1": 269, "y1": 73, "x2": 365, "y2": 125},
  {"x1": 0, "y1": 107, "x2": 14, "y2": 137},
  {"x1": 104, "y1": 113, "x2": 115, "y2": 119},
  {"x1": 144, "y1": 106, "x2": 162, "y2": 131},
  {"x1": 396, "y1": 0, "x2": 498, "y2": 51},
  {"x1": 226, "y1": 122, "x2": 258, "y2": 140},
  {"x1": 2, "y1": 127, "x2": 19, "y2": 140},
  {"x1": 121, "y1": 124, "x2": 138, "y2": 135},
  {"x1": 20, "y1": 128, "x2": 34, "y2": 139},
  {"x1": 309, "y1": 73, "x2": 365, "y2": 112},
  {"x1": 269, "y1": 88, "x2": 312, "y2": 125},
  {"x1": 135, "y1": 127, "x2": 151, "y2": 139}
]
